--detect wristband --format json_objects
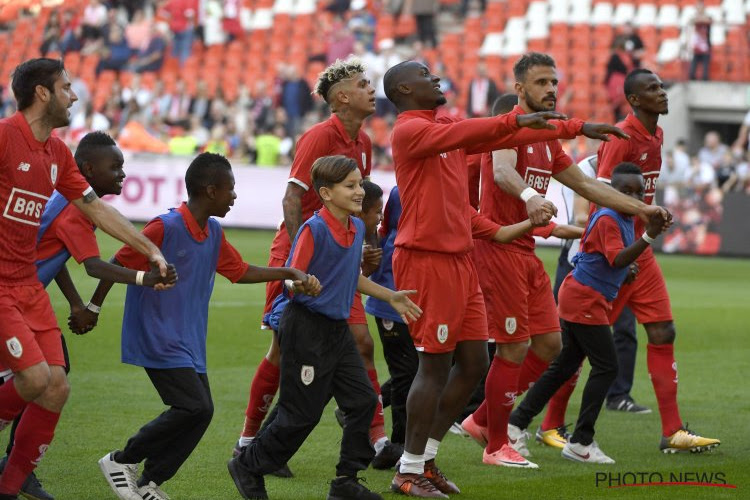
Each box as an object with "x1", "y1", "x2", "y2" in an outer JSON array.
[
  {"x1": 520, "y1": 187, "x2": 540, "y2": 203},
  {"x1": 86, "y1": 302, "x2": 101, "y2": 314},
  {"x1": 135, "y1": 270, "x2": 145, "y2": 286},
  {"x1": 641, "y1": 233, "x2": 656, "y2": 245},
  {"x1": 284, "y1": 279, "x2": 295, "y2": 291}
]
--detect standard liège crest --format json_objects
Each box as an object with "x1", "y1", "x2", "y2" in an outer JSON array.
[
  {"x1": 382, "y1": 320, "x2": 394, "y2": 331},
  {"x1": 437, "y1": 324, "x2": 448, "y2": 344},
  {"x1": 362, "y1": 152, "x2": 367, "y2": 169},
  {"x1": 301, "y1": 365, "x2": 315, "y2": 386},
  {"x1": 546, "y1": 145, "x2": 552, "y2": 162},
  {"x1": 6, "y1": 337, "x2": 22, "y2": 358},
  {"x1": 50, "y1": 163, "x2": 58, "y2": 184},
  {"x1": 505, "y1": 317, "x2": 517, "y2": 335}
]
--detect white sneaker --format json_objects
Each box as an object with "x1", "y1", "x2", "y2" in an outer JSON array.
[
  {"x1": 98, "y1": 451, "x2": 142, "y2": 500},
  {"x1": 562, "y1": 441, "x2": 616, "y2": 464},
  {"x1": 138, "y1": 481, "x2": 171, "y2": 500},
  {"x1": 507, "y1": 424, "x2": 531, "y2": 457},
  {"x1": 448, "y1": 422, "x2": 469, "y2": 437}
]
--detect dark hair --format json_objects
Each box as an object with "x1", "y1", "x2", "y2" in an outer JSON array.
[
  {"x1": 513, "y1": 52, "x2": 556, "y2": 82},
  {"x1": 612, "y1": 162, "x2": 643, "y2": 178},
  {"x1": 185, "y1": 152, "x2": 232, "y2": 197},
  {"x1": 11, "y1": 58, "x2": 66, "y2": 111},
  {"x1": 362, "y1": 180, "x2": 383, "y2": 213},
  {"x1": 74, "y1": 131, "x2": 117, "y2": 169},
  {"x1": 311, "y1": 155, "x2": 358, "y2": 197},
  {"x1": 383, "y1": 60, "x2": 412, "y2": 103},
  {"x1": 491, "y1": 93, "x2": 519, "y2": 116},
  {"x1": 623, "y1": 68, "x2": 654, "y2": 97}
]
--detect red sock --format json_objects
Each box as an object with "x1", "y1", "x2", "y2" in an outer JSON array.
[
  {"x1": 486, "y1": 357, "x2": 521, "y2": 454},
  {"x1": 647, "y1": 343, "x2": 683, "y2": 436},
  {"x1": 0, "y1": 403, "x2": 59, "y2": 495},
  {"x1": 367, "y1": 369, "x2": 386, "y2": 444},
  {"x1": 473, "y1": 400, "x2": 488, "y2": 427},
  {"x1": 517, "y1": 349, "x2": 549, "y2": 395},
  {"x1": 0, "y1": 380, "x2": 28, "y2": 426},
  {"x1": 242, "y1": 358, "x2": 280, "y2": 438},
  {"x1": 541, "y1": 363, "x2": 582, "y2": 431}
]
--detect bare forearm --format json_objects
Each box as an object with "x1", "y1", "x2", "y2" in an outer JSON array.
[
  {"x1": 613, "y1": 238, "x2": 651, "y2": 268},
  {"x1": 282, "y1": 195, "x2": 303, "y2": 241},
  {"x1": 89, "y1": 257, "x2": 122, "y2": 307},
  {"x1": 578, "y1": 179, "x2": 646, "y2": 215},
  {"x1": 357, "y1": 274, "x2": 393, "y2": 301},
  {"x1": 494, "y1": 220, "x2": 533, "y2": 243},
  {"x1": 54, "y1": 265, "x2": 84, "y2": 308},
  {"x1": 83, "y1": 257, "x2": 145, "y2": 285},
  {"x1": 237, "y1": 265, "x2": 298, "y2": 284},
  {"x1": 494, "y1": 163, "x2": 531, "y2": 197}
]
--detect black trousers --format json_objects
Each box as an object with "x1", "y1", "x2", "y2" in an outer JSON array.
[
  {"x1": 240, "y1": 302, "x2": 376, "y2": 477},
  {"x1": 510, "y1": 320, "x2": 618, "y2": 445},
  {"x1": 116, "y1": 368, "x2": 213, "y2": 485},
  {"x1": 374, "y1": 317, "x2": 418, "y2": 444}
]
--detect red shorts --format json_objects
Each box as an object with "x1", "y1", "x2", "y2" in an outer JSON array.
[
  {"x1": 393, "y1": 248, "x2": 488, "y2": 354},
  {"x1": 349, "y1": 292, "x2": 367, "y2": 325},
  {"x1": 609, "y1": 256, "x2": 673, "y2": 324},
  {"x1": 0, "y1": 283, "x2": 64, "y2": 372},
  {"x1": 474, "y1": 242, "x2": 560, "y2": 344}
]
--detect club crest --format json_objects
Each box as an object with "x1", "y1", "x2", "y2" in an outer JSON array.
[
  {"x1": 505, "y1": 317, "x2": 517, "y2": 335},
  {"x1": 301, "y1": 365, "x2": 314, "y2": 386},
  {"x1": 6, "y1": 337, "x2": 22, "y2": 358},
  {"x1": 50, "y1": 163, "x2": 58, "y2": 184},
  {"x1": 437, "y1": 324, "x2": 448, "y2": 344}
]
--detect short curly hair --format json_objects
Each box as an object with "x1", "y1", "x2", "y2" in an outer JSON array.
[{"x1": 314, "y1": 57, "x2": 367, "y2": 103}]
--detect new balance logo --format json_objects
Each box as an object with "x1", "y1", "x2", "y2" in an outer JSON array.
[{"x1": 17, "y1": 162, "x2": 30, "y2": 172}]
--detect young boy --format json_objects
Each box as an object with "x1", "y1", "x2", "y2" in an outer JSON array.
[
  {"x1": 508, "y1": 162, "x2": 670, "y2": 464},
  {"x1": 228, "y1": 155, "x2": 422, "y2": 500},
  {"x1": 92, "y1": 153, "x2": 320, "y2": 500}
]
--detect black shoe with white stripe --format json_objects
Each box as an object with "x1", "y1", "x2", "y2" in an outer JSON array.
[
  {"x1": 606, "y1": 397, "x2": 652, "y2": 414},
  {"x1": 98, "y1": 452, "x2": 141, "y2": 500}
]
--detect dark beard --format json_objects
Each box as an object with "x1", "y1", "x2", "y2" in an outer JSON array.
[{"x1": 524, "y1": 91, "x2": 556, "y2": 112}]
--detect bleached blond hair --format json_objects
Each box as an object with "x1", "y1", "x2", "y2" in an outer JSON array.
[{"x1": 314, "y1": 57, "x2": 366, "y2": 103}]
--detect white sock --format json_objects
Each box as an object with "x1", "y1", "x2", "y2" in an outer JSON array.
[
  {"x1": 238, "y1": 436, "x2": 254, "y2": 447},
  {"x1": 424, "y1": 438, "x2": 441, "y2": 461},
  {"x1": 374, "y1": 436, "x2": 388, "y2": 454},
  {"x1": 398, "y1": 451, "x2": 425, "y2": 475}
]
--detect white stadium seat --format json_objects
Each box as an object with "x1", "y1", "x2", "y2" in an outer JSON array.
[
  {"x1": 656, "y1": 38, "x2": 681, "y2": 63},
  {"x1": 294, "y1": 0, "x2": 317, "y2": 15},
  {"x1": 502, "y1": 17, "x2": 527, "y2": 56},
  {"x1": 656, "y1": 5, "x2": 680, "y2": 27},
  {"x1": 549, "y1": 0, "x2": 570, "y2": 23},
  {"x1": 251, "y1": 8, "x2": 274, "y2": 30},
  {"x1": 590, "y1": 3, "x2": 613, "y2": 25},
  {"x1": 723, "y1": 0, "x2": 746, "y2": 24},
  {"x1": 479, "y1": 32, "x2": 504, "y2": 56},
  {"x1": 679, "y1": 6, "x2": 696, "y2": 27},
  {"x1": 569, "y1": 0, "x2": 592, "y2": 24},
  {"x1": 273, "y1": 0, "x2": 295, "y2": 14},
  {"x1": 634, "y1": 4, "x2": 657, "y2": 27},
  {"x1": 612, "y1": 3, "x2": 636, "y2": 25}
]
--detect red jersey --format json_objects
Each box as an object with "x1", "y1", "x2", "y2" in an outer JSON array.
[
  {"x1": 116, "y1": 203, "x2": 249, "y2": 282},
  {"x1": 466, "y1": 153, "x2": 482, "y2": 210},
  {"x1": 268, "y1": 114, "x2": 372, "y2": 260},
  {"x1": 558, "y1": 215, "x2": 627, "y2": 325},
  {"x1": 36, "y1": 203, "x2": 99, "y2": 263},
  {"x1": 478, "y1": 106, "x2": 574, "y2": 254},
  {"x1": 596, "y1": 113, "x2": 663, "y2": 262},
  {"x1": 392, "y1": 109, "x2": 583, "y2": 255},
  {"x1": 0, "y1": 112, "x2": 92, "y2": 285}
]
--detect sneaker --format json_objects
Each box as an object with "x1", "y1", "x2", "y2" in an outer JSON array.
[
  {"x1": 137, "y1": 481, "x2": 170, "y2": 500},
  {"x1": 423, "y1": 460, "x2": 459, "y2": 495},
  {"x1": 606, "y1": 397, "x2": 652, "y2": 414},
  {"x1": 233, "y1": 441, "x2": 293, "y2": 478},
  {"x1": 0, "y1": 494, "x2": 18, "y2": 500},
  {"x1": 372, "y1": 441, "x2": 403, "y2": 470},
  {"x1": 460, "y1": 414, "x2": 488, "y2": 448},
  {"x1": 0, "y1": 456, "x2": 54, "y2": 500},
  {"x1": 390, "y1": 472, "x2": 447, "y2": 498},
  {"x1": 507, "y1": 424, "x2": 531, "y2": 457},
  {"x1": 562, "y1": 441, "x2": 615, "y2": 464},
  {"x1": 535, "y1": 425, "x2": 569, "y2": 449},
  {"x1": 447, "y1": 422, "x2": 469, "y2": 437},
  {"x1": 227, "y1": 457, "x2": 268, "y2": 500},
  {"x1": 659, "y1": 426, "x2": 720, "y2": 454},
  {"x1": 327, "y1": 476, "x2": 383, "y2": 500},
  {"x1": 482, "y1": 444, "x2": 539, "y2": 469},
  {"x1": 98, "y1": 452, "x2": 141, "y2": 500},
  {"x1": 334, "y1": 407, "x2": 346, "y2": 428}
]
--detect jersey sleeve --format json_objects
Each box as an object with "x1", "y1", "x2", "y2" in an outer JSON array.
[
  {"x1": 114, "y1": 218, "x2": 164, "y2": 270},
  {"x1": 596, "y1": 137, "x2": 631, "y2": 183},
  {"x1": 288, "y1": 225, "x2": 314, "y2": 273},
  {"x1": 288, "y1": 129, "x2": 331, "y2": 191},
  {"x1": 587, "y1": 216, "x2": 625, "y2": 266},
  {"x1": 55, "y1": 207, "x2": 100, "y2": 263},
  {"x1": 53, "y1": 141, "x2": 94, "y2": 201},
  {"x1": 216, "y1": 231, "x2": 250, "y2": 282},
  {"x1": 470, "y1": 208, "x2": 501, "y2": 240},
  {"x1": 551, "y1": 141, "x2": 574, "y2": 175},
  {"x1": 465, "y1": 117, "x2": 585, "y2": 155},
  {"x1": 532, "y1": 221, "x2": 557, "y2": 239}
]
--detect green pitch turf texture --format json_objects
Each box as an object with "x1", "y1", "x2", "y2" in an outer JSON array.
[{"x1": 31, "y1": 229, "x2": 749, "y2": 499}]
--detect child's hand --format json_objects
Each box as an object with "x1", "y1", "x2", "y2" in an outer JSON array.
[
  {"x1": 147, "y1": 264, "x2": 178, "y2": 290},
  {"x1": 389, "y1": 290, "x2": 422, "y2": 323},
  {"x1": 623, "y1": 262, "x2": 639, "y2": 284},
  {"x1": 361, "y1": 245, "x2": 383, "y2": 276},
  {"x1": 291, "y1": 270, "x2": 322, "y2": 296},
  {"x1": 645, "y1": 209, "x2": 671, "y2": 239}
]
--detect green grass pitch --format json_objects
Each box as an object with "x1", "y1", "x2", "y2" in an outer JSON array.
[{"x1": 27, "y1": 229, "x2": 750, "y2": 499}]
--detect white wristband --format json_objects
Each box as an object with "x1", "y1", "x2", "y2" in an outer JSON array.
[
  {"x1": 284, "y1": 279, "x2": 295, "y2": 291},
  {"x1": 86, "y1": 302, "x2": 101, "y2": 314},
  {"x1": 520, "y1": 187, "x2": 540, "y2": 203},
  {"x1": 135, "y1": 270, "x2": 145, "y2": 286},
  {"x1": 641, "y1": 233, "x2": 656, "y2": 245}
]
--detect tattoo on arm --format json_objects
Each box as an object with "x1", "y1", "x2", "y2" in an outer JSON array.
[{"x1": 82, "y1": 191, "x2": 98, "y2": 204}]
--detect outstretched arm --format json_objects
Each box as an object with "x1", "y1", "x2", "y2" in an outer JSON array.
[{"x1": 357, "y1": 275, "x2": 422, "y2": 323}]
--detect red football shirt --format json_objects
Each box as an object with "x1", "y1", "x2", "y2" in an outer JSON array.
[
  {"x1": 0, "y1": 112, "x2": 92, "y2": 284},
  {"x1": 392, "y1": 109, "x2": 583, "y2": 255},
  {"x1": 116, "y1": 203, "x2": 249, "y2": 282},
  {"x1": 596, "y1": 113, "x2": 663, "y2": 263},
  {"x1": 36, "y1": 203, "x2": 99, "y2": 263},
  {"x1": 466, "y1": 153, "x2": 482, "y2": 210},
  {"x1": 558, "y1": 215, "x2": 628, "y2": 325},
  {"x1": 268, "y1": 114, "x2": 372, "y2": 261},
  {"x1": 478, "y1": 106, "x2": 574, "y2": 255}
]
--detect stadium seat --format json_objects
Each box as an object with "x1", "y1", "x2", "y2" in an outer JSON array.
[
  {"x1": 549, "y1": 0, "x2": 570, "y2": 23},
  {"x1": 251, "y1": 8, "x2": 274, "y2": 29},
  {"x1": 656, "y1": 4, "x2": 680, "y2": 27},
  {"x1": 569, "y1": 0, "x2": 592, "y2": 24},
  {"x1": 479, "y1": 33, "x2": 504, "y2": 56},
  {"x1": 723, "y1": 0, "x2": 745, "y2": 23},
  {"x1": 590, "y1": 2, "x2": 613, "y2": 24},
  {"x1": 273, "y1": 0, "x2": 294, "y2": 14},
  {"x1": 656, "y1": 38, "x2": 682, "y2": 63},
  {"x1": 634, "y1": 4, "x2": 657, "y2": 26},
  {"x1": 679, "y1": 6, "x2": 696, "y2": 27},
  {"x1": 612, "y1": 3, "x2": 636, "y2": 25}
]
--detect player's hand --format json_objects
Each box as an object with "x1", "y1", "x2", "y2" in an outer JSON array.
[
  {"x1": 580, "y1": 123, "x2": 630, "y2": 142},
  {"x1": 623, "y1": 262, "x2": 639, "y2": 284},
  {"x1": 516, "y1": 111, "x2": 568, "y2": 130},
  {"x1": 290, "y1": 270, "x2": 322, "y2": 296},
  {"x1": 147, "y1": 264, "x2": 178, "y2": 290},
  {"x1": 389, "y1": 290, "x2": 422, "y2": 324},
  {"x1": 642, "y1": 205, "x2": 673, "y2": 233},
  {"x1": 526, "y1": 195, "x2": 557, "y2": 226},
  {"x1": 68, "y1": 304, "x2": 98, "y2": 335},
  {"x1": 361, "y1": 245, "x2": 383, "y2": 277},
  {"x1": 149, "y1": 252, "x2": 169, "y2": 277}
]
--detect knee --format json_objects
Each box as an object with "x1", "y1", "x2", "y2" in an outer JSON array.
[
  {"x1": 647, "y1": 322, "x2": 676, "y2": 345},
  {"x1": 530, "y1": 334, "x2": 562, "y2": 362},
  {"x1": 498, "y1": 342, "x2": 529, "y2": 365},
  {"x1": 15, "y1": 364, "x2": 52, "y2": 401},
  {"x1": 182, "y1": 399, "x2": 215, "y2": 426}
]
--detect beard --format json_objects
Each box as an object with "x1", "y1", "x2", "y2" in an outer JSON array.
[
  {"x1": 524, "y1": 91, "x2": 556, "y2": 112},
  {"x1": 47, "y1": 97, "x2": 70, "y2": 128}
]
